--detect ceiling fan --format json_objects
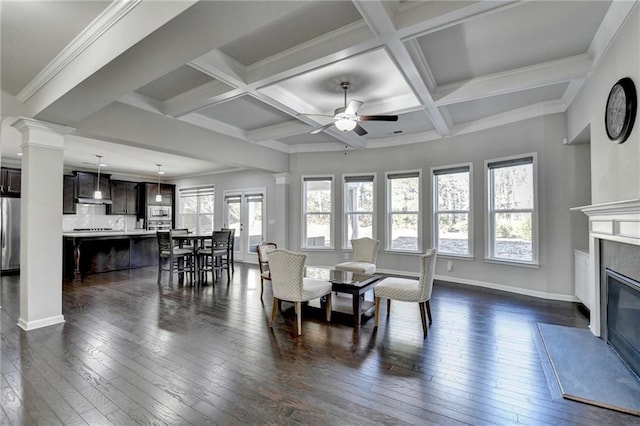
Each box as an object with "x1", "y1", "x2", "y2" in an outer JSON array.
[{"x1": 301, "y1": 82, "x2": 398, "y2": 136}]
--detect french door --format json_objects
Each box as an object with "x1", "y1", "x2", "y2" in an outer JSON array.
[{"x1": 223, "y1": 188, "x2": 266, "y2": 263}]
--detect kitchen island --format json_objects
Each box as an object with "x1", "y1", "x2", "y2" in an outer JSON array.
[{"x1": 63, "y1": 230, "x2": 158, "y2": 281}]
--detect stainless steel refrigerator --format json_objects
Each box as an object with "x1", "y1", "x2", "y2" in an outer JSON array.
[{"x1": 1, "y1": 197, "x2": 20, "y2": 272}]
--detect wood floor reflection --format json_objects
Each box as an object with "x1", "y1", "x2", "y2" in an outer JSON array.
[{"x1": 1, "y1": 265, "x2": 637, "y2": 425}]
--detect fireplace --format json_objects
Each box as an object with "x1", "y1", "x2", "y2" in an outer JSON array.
[{"x1": 606, "y1": 269, "x2": 640, "y2": 378}]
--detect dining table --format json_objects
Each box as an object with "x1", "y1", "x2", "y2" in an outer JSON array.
[{"x1": 171, "y1": 233, "x2": 213, "y2": 285}]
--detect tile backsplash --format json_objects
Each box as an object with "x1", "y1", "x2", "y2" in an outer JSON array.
[{"x1": 62, "y1": 204, "x2": 138, "y2": 231}]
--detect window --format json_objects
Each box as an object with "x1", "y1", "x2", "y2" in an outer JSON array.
[
  {"x1": 486, "y1": 154, "x2": 538, "y2": 264},
  {"x1": 343, "y1": 174, "x2": 375, "y2": 249},
  {"x1": 386, "y1": 171, "x2": 421, "y2": 252},
  {"x1": 302, "y1": 176, "x2": 333, "y2": 249},
  {"x1": 433, "y1": 164, "x2": 472, "y2": 257},
  {"x1": 178, "y1": 186, "x2": 215, "y2": 234}
]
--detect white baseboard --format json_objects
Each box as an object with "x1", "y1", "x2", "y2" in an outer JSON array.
[
  {"x1": 376, "y1": 268, "x2": 578, "y2": 302},
  {"x1": 17, "y1": 315, "x2": 65, "y2": 331}
]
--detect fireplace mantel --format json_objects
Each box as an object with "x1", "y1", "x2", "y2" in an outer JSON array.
[{"x1": 574, "y1": 198, "x2": 640, "y2": 336}]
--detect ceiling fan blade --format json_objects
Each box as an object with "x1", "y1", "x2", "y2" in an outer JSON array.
[
  {"x1": 358, "y1": 115, "x2": 399, "y2": 122},
  {"x1": 297, "y1": 113, "x2": 334, "y2": 118},
  {"x1": 353, "y1": 124, "x2": 368, "y2": 136},
  {"x1": 310, "y1": 122, "x2": 334, "y2": 135},
  {"x1": 345, "y1": 100, "x2": 363, "y2": 115}
]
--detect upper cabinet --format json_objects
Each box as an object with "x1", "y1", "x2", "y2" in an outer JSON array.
[
  {"x1": 63, "y1": 175, "x2": 77, "y2": 214},
  {"x1": 0, "y1": 168, "x2": 21, "y2": 197},
  {"x1": 75, "y1": 171, "x2": 111, "y2": 200},
  {"x1": 145, "y1": 183, "x2": 174, "y2": 206},
  {"x1": 110, "y1": 180, "x2": 138, "y2": 215}
]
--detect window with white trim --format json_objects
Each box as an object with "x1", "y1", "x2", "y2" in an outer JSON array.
[
  {"x1": 386, "y1": 170, "x2": 421, "y2": 252},
  {"x1": 433, "y1": 164, "x2": 472, "y2": 257},
  {"x1": 486, "y1": 154, "x2": 538, "y2": 264},
  {"x1": 178, "y1": 186, "x2": 215, "y2": 234},
  {"x1": 343, "y1": 174, "x2": 375, "y2": 249},
  {"x1": 302, "y1": 176, "x2": 333, "y2": 249}
]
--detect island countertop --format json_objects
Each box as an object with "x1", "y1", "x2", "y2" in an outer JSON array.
[
  {"x1": 62, "y1": 229, "x2": 157, "y2": 238},
  {"x1": 62, "y1": 230, "x2": 159, "y2": 281}
]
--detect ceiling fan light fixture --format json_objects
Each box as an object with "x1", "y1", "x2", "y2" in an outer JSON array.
[{"x1": 335, "y1": 118, "x2": 356, "y2": 132}]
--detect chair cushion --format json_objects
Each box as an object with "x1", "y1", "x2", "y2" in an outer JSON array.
[
  {"x1": 301, "y1": 278, "x2": 332, "y2": 301},
  {"x1": 374, "y1": 277, "x2": 424, "y2": 302},
  {"x1": 162, "y1": 248, "x2": 192, "y2": 257},
  {"x1": 335, "y1": 261, "x2": 376, "y2": 274}
]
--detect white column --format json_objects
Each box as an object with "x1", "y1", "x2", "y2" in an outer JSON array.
[
  {"x1": 273, "y1": 173, "x2": 290, "y2": 249},
  {"x1": 12, "y1": 118, "x2": 74, "y2": 331}
]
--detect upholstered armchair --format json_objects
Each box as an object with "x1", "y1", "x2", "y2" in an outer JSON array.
[
  {"x1": 374, "y1": 248, "x2": 437, "y2": 338},
  {"x1": 335, "y1": 237, "x2": 381, "y2": 274},
  {"x1": 267, "y1": 249, "x2": 332, "y2": 336}
]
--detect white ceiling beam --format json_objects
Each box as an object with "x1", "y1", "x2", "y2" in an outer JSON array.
[
  {"x1": 353, "y1": 0, "x2": 452, "y2": 136},
  {"x1": 23, "y1": 0, "x2": 198, "y2": 119},
  {"x1": 434, "y1": 54, "x2": 591, "y2": 106}
]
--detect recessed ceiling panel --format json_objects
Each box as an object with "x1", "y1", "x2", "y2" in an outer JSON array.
[
  {"x1": 218, "y1": 1, "x2": 362, "y2": 66},
  {"x1": 197, "y1": 95, "x2": 292, "y2": 130},
  {"x1": 135, "y1": 65, "x2": 216, "y2": 101},
  {"x1": 417, "y1": 1, "x2": 611, "y2": 85},
  {"x1": 366, "y1": 110, "x2": 435, "y2": 139},
  {"x1": 0, "y1": 1, "x2": 110, "y2": 96},
  {"x1": 447, "y1": 83, "x2": 569, "y2": 124},
  {"x1": 274, "y1": 48, "x2": 419, "y2": 116}
]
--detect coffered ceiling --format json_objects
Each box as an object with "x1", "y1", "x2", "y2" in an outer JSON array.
[{"x1": 1, "y1": 0, "x2": 634, "y2": 179}]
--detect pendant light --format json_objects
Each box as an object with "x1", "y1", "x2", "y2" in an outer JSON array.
[
  {"x1": 94, "y1": 155, "x2": 103, "y2": 200},
  {"x1": 155, "y1": 164, "x2": 163, "y2": 202}
]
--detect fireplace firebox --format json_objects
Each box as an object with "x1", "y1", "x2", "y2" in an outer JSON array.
[{"x1": 606, "y1": 268, "x2": 640, "y2": 379}]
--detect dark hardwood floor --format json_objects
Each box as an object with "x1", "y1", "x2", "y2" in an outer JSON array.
[{"x1": 1, "y1": 264, "x2": 638, "y2": 425}]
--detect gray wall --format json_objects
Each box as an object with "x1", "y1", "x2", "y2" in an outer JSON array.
[
  {"x1": 168, "y1": 112, "x2": 595, "y2": 300},
  {"x1": 567, "y1": 7, "x2": 640, "y2": 205},
  {"x1": 288, "y1": 113, "x2": 590, "y2": 299},
  {"x1": 172, "y1": 169, "x2": 279, "y2": 246}
]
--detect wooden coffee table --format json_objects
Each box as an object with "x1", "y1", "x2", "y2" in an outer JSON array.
[{"x1": 306, "y1": 267, "x2": 382, "y2": 327}]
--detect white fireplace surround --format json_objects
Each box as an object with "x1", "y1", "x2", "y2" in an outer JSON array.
[{"x1": 575, "y1": 199, "x2": 640, "y2": 337}]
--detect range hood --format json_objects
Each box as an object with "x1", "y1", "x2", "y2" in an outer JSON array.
[{"x1": 75, "y1": 197, "x2": 113, "y2": 205}]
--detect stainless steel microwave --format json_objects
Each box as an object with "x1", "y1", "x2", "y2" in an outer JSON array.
[{"x1": 148, "y1": 206, "x2": 171, "y2": 219}]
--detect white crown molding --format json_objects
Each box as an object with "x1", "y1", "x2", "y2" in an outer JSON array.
[
  {"x1": 190, "y1": 50, "x2": 247, "y2": 89},
  {"x1": 452, "y1": 99, "x2": 566, "y2": 136},
  {"x1": 16, "y1": 0, "x2": 142, "y2": 103},
  {"x1": 588, "y1": 0, "x2": 638, "y2": 71},
  {"x1": 179, "y1": 113, "x2": 247, "y2": 141},
  {"x1": 118, "y1": 93, "x2": 165, "y2": 116},
  {"x1": 165, "y1": 82, "x2": 245, "y2": 118},
  {"x1": 247, "y1": 120, "x2": 311, "y2": 143},
  {"x1": 404, "y1": 38, "x2": 438, "y2": 93},
  {"x1": 434, "y1": 54, "x2": 590, "y2": 106}
]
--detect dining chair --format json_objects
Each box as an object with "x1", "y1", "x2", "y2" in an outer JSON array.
[
  {"x1": 256, "y1": 241, "x2": 277, "y2": 299},
  {"x1": 335, "y1": 237, "x2": 381, "y2": 274},
  {"x1": 267, "y1": 249, "x2": 332, "y2": 336},
  {"x1": 374, "y1": 248, "x2": 437, "y2": 338},
  {"x1": 197, "y1": 230, "x2": 231, "y2": 284},
  {"x1": 156, "y1": 230, "x2": 194, "y2": 285},
  {"x1": 221, "y1": 227, "x2": 235, "y2": 273}
]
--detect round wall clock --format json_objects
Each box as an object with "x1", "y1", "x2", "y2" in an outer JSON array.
[{"x1": 605, "y1": 77, "x2": 636, "y2": 144}]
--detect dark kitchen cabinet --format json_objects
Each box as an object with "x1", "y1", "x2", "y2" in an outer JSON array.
[
  {"x1": 145, "y1": 183, "x2": 174, "y2": 206},
  {"x1": 110, "y1": 180, "x2": 138, "y2": 215},
  {"x1": 1, "y1": 167, "x2": 21, "y2": 197},
  {"x1": 75, "y1": 171, "x2": 110, "y2": 200},
  {"x1": 63, "y1": 175, "x2": 77, "y2": 214}
]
